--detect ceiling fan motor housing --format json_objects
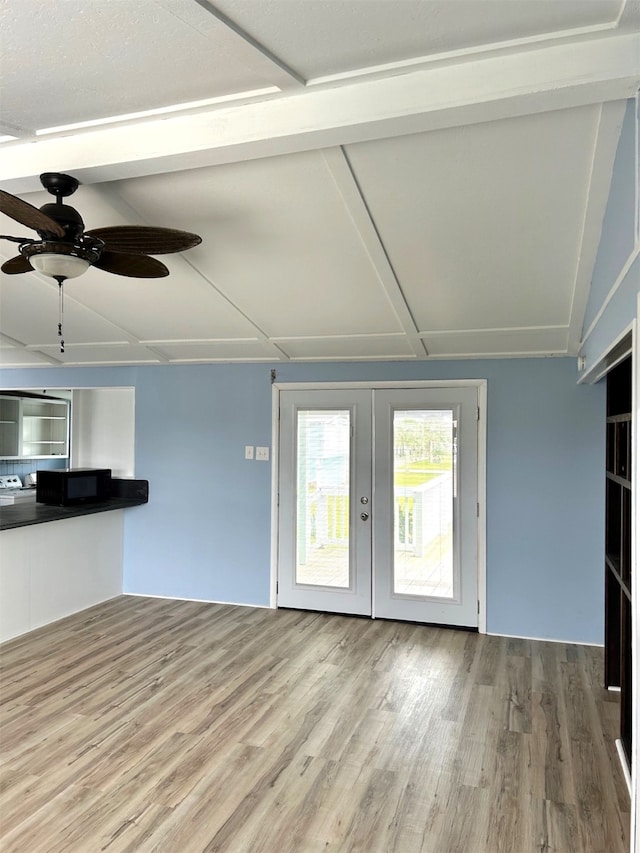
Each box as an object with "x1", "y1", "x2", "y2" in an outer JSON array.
[{"x1": 37, "y1": 202, "x2": 85, "y2": 241}]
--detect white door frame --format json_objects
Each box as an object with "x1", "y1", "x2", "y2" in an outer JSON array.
[
  {"x1": 270, "y1": 379, "x2": 487, "y2": 633},
  {"x1": 632, "y1": 301, "x2": 639, "y2": 853}
]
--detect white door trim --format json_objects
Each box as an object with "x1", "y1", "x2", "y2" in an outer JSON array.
[
  {"x1": 270, "y1": 379, "x2": 487, "y2": 634},
  {"x1": 631, "y1": 304, "x2": 638, "y2": 852}
]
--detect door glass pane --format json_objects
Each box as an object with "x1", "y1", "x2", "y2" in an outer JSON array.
[
  {"x1": 296, "y1": 409, "x2": 350, "y2": 588},
  {"x1": 392, "y1": 409, "x2": 455, "y2": 598}
]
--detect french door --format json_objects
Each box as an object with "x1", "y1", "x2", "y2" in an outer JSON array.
[{"x1": 277, "y1": 385, "x2": 479, "y2": 627}]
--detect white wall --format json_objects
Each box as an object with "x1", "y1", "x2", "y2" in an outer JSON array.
[{"x1": 71, "y1": 387, "x2": 135, "y2": 476}]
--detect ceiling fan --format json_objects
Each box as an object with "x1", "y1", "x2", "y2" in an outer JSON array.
[
  {"x1": 0, "y1": 171, "x2": 202, "y2": 352},
  {"x1": 0, "y1": 171, "x2": 201, "y2": 279}
]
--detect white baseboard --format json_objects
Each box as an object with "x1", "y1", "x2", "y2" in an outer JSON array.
[
  {"x1": 615, "y1": 738, "x2": 632, "y2": 796},
  {"x1": 489, "y1": 631, "x2": 604, "y2": 648},
  {"x1": 123, "y1": 592, "x2": 272, "y2": 609},
  {"x1": 121, "y1": 600, "x2": 609, "y2": 642}
]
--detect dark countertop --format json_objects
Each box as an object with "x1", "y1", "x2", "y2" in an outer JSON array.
[
  {"x1": 0, "y1": 478, "x2": 149, "y2": 531},
  {"x1": 0, "y1": 496, "x2": 148, "y2": 532}
]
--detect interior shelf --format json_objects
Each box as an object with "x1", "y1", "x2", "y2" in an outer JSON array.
[
  {"x1": 604, "y1": 355, "x2": 632, "y2": 772},
  {"x1": 0, "y1": 394, "x2": 69, "y2": 459}
]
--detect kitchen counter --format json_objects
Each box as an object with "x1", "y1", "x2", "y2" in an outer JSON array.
[
  {"x1": 0, "y1": 496, "x2": 147, "y2": 531},
  {"x1": 0, "y1": 478, "x2": 148, "y2": 531},
  {"x1": 0, "y1": 479, "x2": 149, "y2": 643}
]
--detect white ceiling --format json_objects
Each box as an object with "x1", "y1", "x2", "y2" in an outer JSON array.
[{"x1": 0, "y1": 0, "x2": 638, "y2": 367}]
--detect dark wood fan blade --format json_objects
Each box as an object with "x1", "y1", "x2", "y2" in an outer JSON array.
[
  {"x1": 1, "y1": 255, "x2": 34, "y2": 274},
  {"x1": 0, "y1": 190, "x2": 65, "y2": 237},
  {"x1": 85, "y1": 225, "x2": 201, "y2": 255},
  {"x1": 93, "y1": 251, "x2": 169, "y2": 278}
]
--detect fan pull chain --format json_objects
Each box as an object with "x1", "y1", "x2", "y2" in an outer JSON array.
[{"x1": 55, "y1": 276, "x2": 65, "y2": 354}]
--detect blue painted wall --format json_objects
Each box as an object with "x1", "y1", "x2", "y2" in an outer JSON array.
[
  {"x1": 0, "y1": 357, "x2": 604, "y2": 643},
  {"x1": 581, "y1": 96, "x2": 639, "y2": 373}
]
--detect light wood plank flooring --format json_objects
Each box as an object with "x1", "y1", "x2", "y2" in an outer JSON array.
[{"x1": 0, "y1": 596, "x2": 630, "y2": 852}]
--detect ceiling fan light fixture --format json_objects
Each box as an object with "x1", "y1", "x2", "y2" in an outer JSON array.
[
  {"x1": 30, "y1": 252, "x2": 91, "y2": 279},
  {"x1": 21, "y1": 239, "x2": 102, "y2": 280}
]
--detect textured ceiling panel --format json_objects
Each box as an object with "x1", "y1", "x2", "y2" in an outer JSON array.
[
  {"x1": 211, "y1": 0, "x2": 622, "y2": 79},
  {"x1": 0, "y1": 0, "x2": 278, "y2": 131}
]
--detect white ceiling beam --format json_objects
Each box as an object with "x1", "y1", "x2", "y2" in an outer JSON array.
[
  {"x1": 0, "y1": 121, "x2": 32, "y2": 140},
  {"x1": 307, "y1": 24, "x2": 621, "y2": 88},
  {"x1": 1, "y1": 31, "x2": 638, "y2": 192}
]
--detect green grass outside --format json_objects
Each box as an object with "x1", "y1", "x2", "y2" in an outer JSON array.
[
  {"x1": 405, "y1": 458, "x2": 452, "y2": 472},
  {"x1": 394, "y1": 470, "x2": 440, "y2": 487},
  {"x1": 394, "y1": 458, "x2": 451, "y2": 488}
]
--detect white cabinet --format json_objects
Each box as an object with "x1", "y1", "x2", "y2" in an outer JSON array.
[
  {"x1": 21, "y1": 398, "x2": 70, "y2": 458},
  {"x1": 0, "y1": 394, "x2": 70, "y2": 459},
  {"x1": 0, "y1": 397, "x2": 20, "y2": 458}
]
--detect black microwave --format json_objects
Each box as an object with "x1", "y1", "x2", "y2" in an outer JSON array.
[{"x1": 36, "y1": 468, "x2": 112, "y2": 506}]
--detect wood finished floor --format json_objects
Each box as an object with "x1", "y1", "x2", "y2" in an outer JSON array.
[{"x1": 0, "y1": 596, "x2": 630, "y2": 853}]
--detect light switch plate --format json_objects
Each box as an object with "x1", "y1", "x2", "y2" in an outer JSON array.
[
  {"x1": 245, "y1": 445, "x2": 254, "y2": 460},
  {"x1": 256, "y1": 446, "x2": 270, "y2": 461}
]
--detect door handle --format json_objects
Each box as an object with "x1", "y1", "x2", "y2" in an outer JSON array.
[{"x1": 360, "y1": 512, "x2": 369, "y2": 521}]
